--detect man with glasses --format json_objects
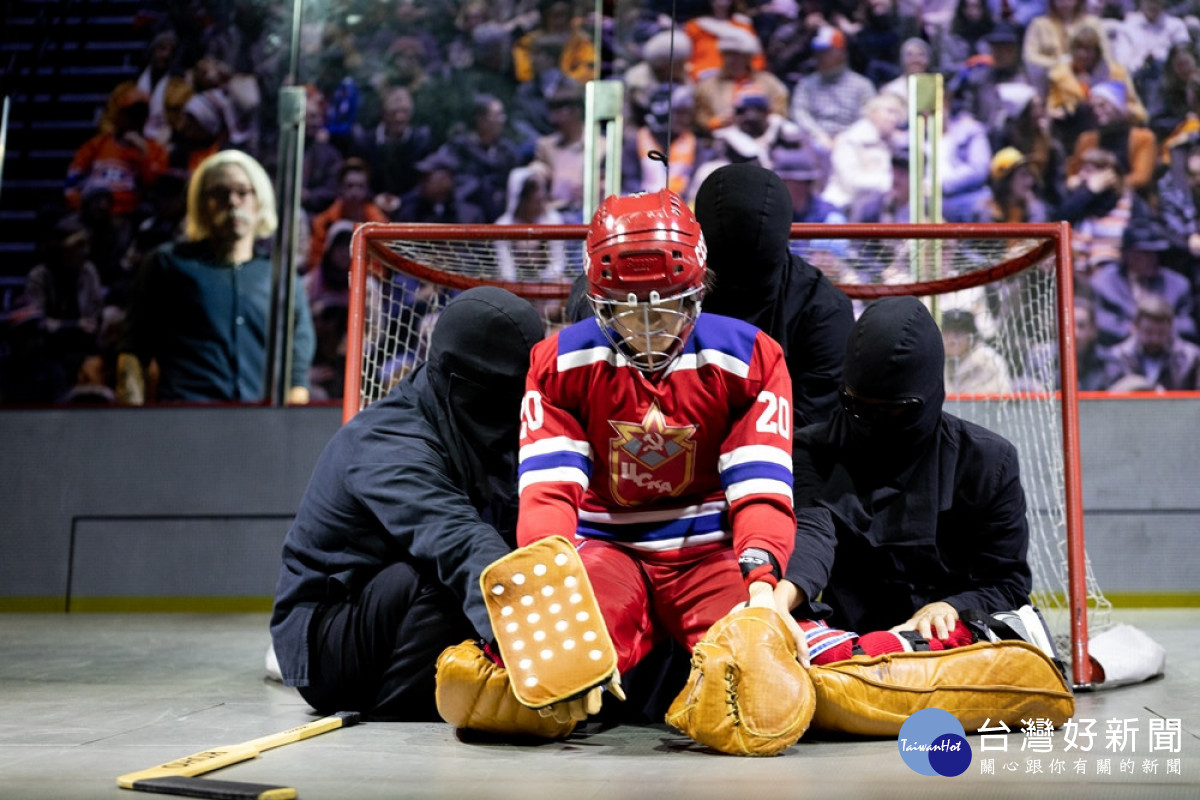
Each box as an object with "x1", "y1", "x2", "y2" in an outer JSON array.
[
  {"x1": 117, "y1": 150, "x2": 314, "y2": 404},
  {"x1": 774, "y1": 296, "x2": 1033, "y2": 655}
]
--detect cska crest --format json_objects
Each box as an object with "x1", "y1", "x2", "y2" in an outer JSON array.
[{"x1": 608, "y1": 403, "x2": 696, "y2": 504}]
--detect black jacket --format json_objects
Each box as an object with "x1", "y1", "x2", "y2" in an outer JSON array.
[
  {"x1": 270, "y1": 288, "x2": 544, "y2": 686},
  {"x1": 786, "y1": 297, "x2": 1032, "y2": 632},
  {"x1": 693, "y1": 163, "x2": 855, "y2": 428}
]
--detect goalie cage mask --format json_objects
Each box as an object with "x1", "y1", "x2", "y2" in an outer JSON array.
[{"x1": 585, "y1": 189, "x2": 707, "y2": 375}]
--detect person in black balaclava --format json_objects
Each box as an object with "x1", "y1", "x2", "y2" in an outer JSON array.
[
  {"x1": 270, "y1": 287, "x2": 545, "y2": 720},
  {"x1": 692, "y1": 162, "x2": 855, "y2": 428},
  {"x1": 777, "y1": 296, "x2": 1033, "y2": 645}
]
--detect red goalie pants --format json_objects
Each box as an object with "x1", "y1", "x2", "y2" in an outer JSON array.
[{"x1": 578, "y1": 539, "x2": 748, "y2": 675}]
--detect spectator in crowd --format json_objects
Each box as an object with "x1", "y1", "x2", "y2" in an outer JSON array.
[
  {"x1": 1144, "y1": 42, "x2": 1200, "y2": 141},
  {"x1": 306, "y1": 219, "x2": 354, "y2": 314},
  {"x1": 1158, "y1": 132, "x2": 1200, "y2": 268},
  {"x1": 762, "y1": 1, "x2": 823, "y2": 90},
  {"x1": 394, "y1": 150, "x2": 487, "y2": 226},
  {"x1": 848, "y1": 0, "x2": 923, "y2": 86},
  {"x1": 629, "y1": 85, "x2": 702, "y2": 199},
  {"x1": 304, "y1": 220, "x2": 355, "y2": 402},
  {"x1": 1060, "y1": 147, "x2": 1141, "y2": 277},
  {"x1": 821, "y1": 93, "x2": 904, "y2": 222},
  {"x1": 534, "y1": 83, "x2": 589, "y2": 223},
  {"x1": 985, "y1": 22, "x2": 1034, "y2": 88},
  {"x1": 493, "y1": 164, "x2": 566, "y2": 282},
  {"x1": 774, "y1": 146, "x2": 846, "y2": 224},
  {"x1": 445, "y1": 94, "x2": 528, "y2": 222},
  {"x1": 1091, "y1": 220, "x2": 1197, "y2": 346},
  {"x1": 136, "y1": 30, "x2": 187, "y2": 146},
  {"x1": 512, "y1": 0, "x2": 595, "y2": 84},
  {"x1": 694, "y1": 162, "x2": 856, "y2": 429},
  {"x1": 789, "y1": 26, "x2": 877, "y2": 154},
  {"x1": 1065, "y1": 80, "x2": 1156, "y2": 193},
  {"x1": 881, "y1": 38, "x2": 934, "y2": 107},
  {"x1": 120, "y1": 168, "x2": 189, "y2": 293},
  {"x1": 693, "y1": 27, "x2": 788, "y2": 133},
  {"x1": 780, "y1": 297, "x2": 1032, "y2": 639},
  {"x1": 443, "y1": 0, "x2": 494, "y2": 72},
  {"x1": 75, "y1": 185, "x2": 130, "y2": 290},
  {"x1": 308, "y1": 158, "x2": 389, "y2": 275},
  {"x1": 1119, "y1": 0, "x2": 1192, "y2": 75},
  {"x1": 978, "y1": 147, "x2": 1049, "y2": 223},
  {"x1": 18, "y1": 214, "x2": 105, "y2": 380},
  {"x1": 170, "y1": 92, "x2": 226, "y2": 174},
  {"x1": 512, "y1": 36, "x2": 575, "y2": 138},
  {"x1": 934, "y1": 0, "x2": 997, "y2": 72},
  {"x1": 940, "y1": 93, "x2": 995, "y2": 222},
  {"x1": 857, "y1": 150, "x2": 912, "y2": 224},
  {"x1": 271, "y1": 287, "x2": 545, "y2": 720},
  {"x1": 412, "y1": 22, "x2": 518, "y2": 144},
  {"x1": 990, "y1": 84, "x2": 1067, "y2": 211},
  {"x1": 117, "y1": 150, "x2": 314, "y2": 405},
  {"x1": 624, "y1": 29, "x2": 693, "y2": 124},
  {"x1": 351, "y1": 85, "x2": 436, "y2": 216},
  {"x1": 1023, "y1": 0, "x2": 1109, "y2": 91},
  {"x1": 1106, "y1": 294, "x2": 1200, "y2": 390},
  {"x1": 684, "y1": 0, "x2": 766, "y2": 83},
  {"x1": 65, "y1": 83, "x2": 168, "y2": 221},
  {"x1": 1046, "y1": 27, "x2": 1145, "y2": 153},
  {"x1": 941, "y1": 308, "x2": 1014, "y2": 394},
  {"x1": 700, "y1": 91, "x2": 801, "y2": 175},
  {"x1": 1074, "y1": 299, "x2": 1116, "y2": 391},
  {"x1": 301, "y1": 86, "x2": 345, "y2": 217}
]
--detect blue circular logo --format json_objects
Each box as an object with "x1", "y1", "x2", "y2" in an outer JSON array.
[{"x1": 897, "y1": 709, "x2": 972, "y2": 777}]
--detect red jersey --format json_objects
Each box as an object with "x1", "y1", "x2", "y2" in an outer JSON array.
[{"x1": 518, "y1": 313, "x2": 795, "y2": 572}]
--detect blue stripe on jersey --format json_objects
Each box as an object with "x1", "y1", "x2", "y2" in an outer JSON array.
[
  {"x1": 688, "y1": 313, "x2": 760, "y2": 367},
  {"x1": 577, "y1": 508, "x2": 726, "y2": 543},
  {"x1": 557, "y1": 317, "x2": 607, "y2": 354},
  {"x1": 721, "y1": 461, "x2": 794, "y2": 492},
  {"x1": 518, "y1": 449, "x2": 592, "y2": 479}
]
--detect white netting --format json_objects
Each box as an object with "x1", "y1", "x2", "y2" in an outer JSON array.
[{"x1": 348, "y1": 223, "x2": 1110, "y2": 684}]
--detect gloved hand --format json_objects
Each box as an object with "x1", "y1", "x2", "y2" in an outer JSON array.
[{"x1": 537, "y1": 672, "x2": 626, "y2": 724}]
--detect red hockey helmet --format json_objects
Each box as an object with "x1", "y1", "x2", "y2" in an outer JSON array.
[{"x1": 585, "y1": 189, "x2": 707, "y2": 374}]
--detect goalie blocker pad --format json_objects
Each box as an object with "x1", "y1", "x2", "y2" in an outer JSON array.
[
  {"x1": 480, "y1": 536, "x2": 618, "y2": 709},
  {"x1": 808, "y1": 640, "x2": 1075, "y2": 738}
]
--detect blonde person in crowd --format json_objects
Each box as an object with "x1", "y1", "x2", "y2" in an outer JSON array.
[
  {"x1": 117, "y1": 150, "x2": 314, "y2": 405},
  {"x1": 941, "y1": 309, "x2": 1014, "y2": 395},
  {"x1": 821, "y1": 93, "x2": 905, "y2": 223}
]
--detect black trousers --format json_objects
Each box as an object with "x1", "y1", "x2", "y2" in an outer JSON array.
[{"x1": 298, "y1": 562, "x2": 476, "y2": 721}]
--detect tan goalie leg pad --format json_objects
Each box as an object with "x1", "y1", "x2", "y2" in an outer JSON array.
[
  {"x1": 480, "y1": 536, "x2": 618, "y2": 708},
  {"x1": 435, "y1": 640, "x2": 576, "y2": 739},
  {"x1": 666, "y1": 607, "x2": 816, "y2": 756},
  {"x1": 808, "y1": 640, "x2": 1075, "y2": 737}
]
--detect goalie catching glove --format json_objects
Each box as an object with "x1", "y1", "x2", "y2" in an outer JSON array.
[
  {"x1": 666, "y1": 606, "x2": 816, "y2": 756},
  {"x1": 480, "y1": 536, "x2": 623, "y2": 720},
  {"x1": 435, "y1": 640, "x2": 577, "y2": 739}
]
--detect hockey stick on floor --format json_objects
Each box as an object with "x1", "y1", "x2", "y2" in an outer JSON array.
[{"x1": 116, "y1": 711, "x2": 360, "y2": 799}]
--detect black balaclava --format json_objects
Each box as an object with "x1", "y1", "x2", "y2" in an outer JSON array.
[
  {"x1": 839, "y1": 296, "x2": 945, "y2": 476},
  {"x1": 693, "y1": 163, "x2": 792, "y2": 335},
  {"x1": 426, "y1": 287, "x2": 545, "y2": 503}
]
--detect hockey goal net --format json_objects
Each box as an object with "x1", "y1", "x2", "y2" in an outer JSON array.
[{"x1": 346, "y1": 220, "x2": 1108, "y2": 687}]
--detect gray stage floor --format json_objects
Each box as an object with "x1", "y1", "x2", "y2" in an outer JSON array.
[{"x1": 1, "y1": 609, "x2": 1198, "y2": 799}]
